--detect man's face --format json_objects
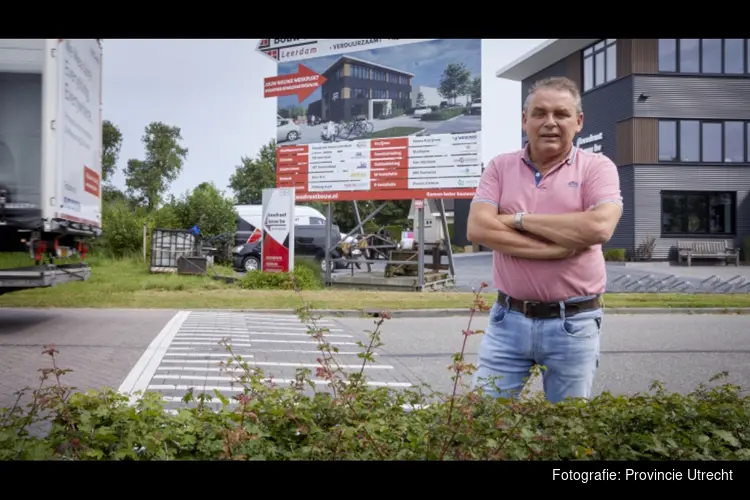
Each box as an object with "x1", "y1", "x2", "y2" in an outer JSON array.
[{"x1": 522, "y1": 88, "x2": 583, "y2": 158}]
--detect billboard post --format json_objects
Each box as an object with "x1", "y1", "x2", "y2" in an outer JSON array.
[
  {"x1": 259, "y1": 38, "x2": 482, "y2": 289},
  {"x1": 261, "y1": 187, "x2": 296, "y2": 273}
]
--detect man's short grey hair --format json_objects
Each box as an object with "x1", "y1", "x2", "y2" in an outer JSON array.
[{"x1": 523, "y1": 76, "x2": 583, "y2": 114}]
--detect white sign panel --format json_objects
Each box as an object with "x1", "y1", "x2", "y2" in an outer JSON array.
[{"x1": 56, "y1": 39, "x2": 102, "y2": 228}]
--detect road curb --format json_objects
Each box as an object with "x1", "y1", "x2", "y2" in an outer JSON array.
[{"x1": 199, "y1": 307, "x2": 750, "y2": 317}]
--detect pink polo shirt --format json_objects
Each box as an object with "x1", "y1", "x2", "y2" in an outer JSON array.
[{"x1": 472, "y1": 144, "x2": 623, "y2": 302}]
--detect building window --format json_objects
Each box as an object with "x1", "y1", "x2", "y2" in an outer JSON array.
[
  {"x1": 701, "y1": 39, "x2": 722, "y2": 73},
  {"x1": 658, "y1": 120, "x2": 677, "y2": 161},
  {"x1": 680, "y1": 120, "x2": 700, "y2": 161},
  {"x1": 371, "y1": 69, "x2": 386, "y2": 81},
  {"x1": 582, "y1": 39, "x2": 616, "y2": 91},
  {"x1": 372, "y1": 89, "x2": 387, "y2": 99},
  {"x1": 724, "y1": 121, "x2": 745, "y2": 162},
  {"x1": 351, "y1": 65, "x2": 368, "y2": 79},
  {"x1": 658, "y1": 39, "x2": 677, "y2": 71},
  {"x1": 659, "y1": 38, "x2": 749, "y2": 74},
  {"x1": 661, "y1": 191, "x2": 736, "y2": 236},
  {"x1": 350, "y1": 88, "x2": 368, "y2": 98},
  {"x1": 659, "y1": 119, "x2": 750, "y2": 163},
  {"x1": 701, "y1": 122, "x2": 722, "y2": 162},
  {"x1": 725, "y1": 39, "x2": 745, "y2": 73},
  {"x1": 680, "y1": 39, "x2": 700, "y2": 72}
]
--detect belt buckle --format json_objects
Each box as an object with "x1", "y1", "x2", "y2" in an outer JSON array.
[{"x1": 521, "y1": 300, "x2": 541, "y2": 317}]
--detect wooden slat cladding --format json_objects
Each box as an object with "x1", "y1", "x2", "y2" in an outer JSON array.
[
  {"x1": 616, "y1": 118, "x2": 658, "y2": 165},
  {"x1": 615, "y1": 119, "x2": 633, "y2": 165},
  {"x1": 564, "y1": 52, "x2": 582, "y2": 90},
  {"x1": 632, "y1": 39, "x2": 658, "y2": 74},
  {"x1": 617, "y1": 40, "x2": 633, "y2": 78},
  {"x1": 616, "y1": 39, "x2": 659, "y2": 77}
]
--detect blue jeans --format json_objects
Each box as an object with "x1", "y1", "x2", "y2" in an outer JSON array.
[{"x1": 472, "y1": 299, "x2": 602, "y2": 404}]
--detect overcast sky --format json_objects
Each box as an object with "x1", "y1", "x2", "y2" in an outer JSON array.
[{"x1": 101, "y1": 39, "x2": 547, "y2": 200}]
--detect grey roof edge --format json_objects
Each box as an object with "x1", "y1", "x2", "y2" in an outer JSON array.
[{"x1": 495, "y1": 39, "x2": 601, "y2": 81}]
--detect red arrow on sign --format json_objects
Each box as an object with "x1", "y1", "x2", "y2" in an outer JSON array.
[{"x1": 264, "y1": 64, "x2": 327, "y2": 103}]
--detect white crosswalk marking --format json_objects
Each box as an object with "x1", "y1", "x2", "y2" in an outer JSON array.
[{"x1": 119, "y1": 310, "x2": 413, "y2": 411}]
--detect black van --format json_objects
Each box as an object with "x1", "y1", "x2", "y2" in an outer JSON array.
[{"x1": 232, "y1": 223, "x2": 345, "y2": 273}]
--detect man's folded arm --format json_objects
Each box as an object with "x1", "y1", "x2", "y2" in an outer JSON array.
[
  {"x1": 515, "y1": 156, "x2": 624, "y2": 249},
  {"x1": 467, "y1": 202, "x2": 572, "y2": 260}
]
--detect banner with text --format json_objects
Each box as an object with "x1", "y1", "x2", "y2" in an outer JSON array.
[
  {"x1": 263, "y1": 38, "x2": 482, "y2": 202},
  {"x1": 261, "y1": 187, "x2": 295, "y2": 273}
]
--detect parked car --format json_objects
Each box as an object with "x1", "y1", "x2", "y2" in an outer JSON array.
[
  {"x1": 234, "y1": 204, "x2": 325, "y2": 248},
  {"x1": 277, "y1": 114, "x2": 301, "y2": 142},
  {"x1": 232, "y1": 223, "x2": 346, "y2": 273},
  {"x1": 469, "y1": 98, "x2": 481, "y2": 115}
]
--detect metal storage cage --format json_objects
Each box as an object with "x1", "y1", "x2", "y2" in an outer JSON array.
[{"x1": 150, "y1": 228, "x2": 199, "y2": 273}]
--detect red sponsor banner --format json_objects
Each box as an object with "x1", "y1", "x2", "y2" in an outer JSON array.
[
  {"x1": 371, "y1": 169, "x2": 407, "y2": 180},
  {"x1": 371, "y1": 158, "x2": 409, "y2": 170},
  {"x1": 372, "y1": 178, "x2": 409, "y2": 190},
  {"x1": 276, "y1": 163, "x2": 308, "y2": 176},
  {"x1": 264, "y1": 64, "x2": 327, "y2": 103},
  {"x1": 83, "y1": 166, "x2": 100, "y2": 198},
  {"x1": 276, "y1": 172, "x2": 308, "y2": 185}
]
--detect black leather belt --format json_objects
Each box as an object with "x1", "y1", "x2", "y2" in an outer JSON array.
[{"x1": 497, "y1": 291, "x2": 601, "y2": 319}]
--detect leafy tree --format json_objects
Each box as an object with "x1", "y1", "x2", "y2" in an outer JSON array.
[
  {"x1": 416, "y1": 92, "x2": 425, "y2": 107},
  {"x1": 101, "y1": 120, "x2": 122, "y2": 183},
  {"x1": 173, "y1": 182, "x2": 237, "y2": 239},
  {"x1": 469, "y1": 77, "x2": 481, "y2": 101},
  {"x1": 228, "y1": 139, "x2": 276, "y2": 205},
  {"x1": 124, "y1": 122, "x2": 188, "y2": 211},
  {"x1": 438, "y1": 63, "x2": 471, "y2": 104}
]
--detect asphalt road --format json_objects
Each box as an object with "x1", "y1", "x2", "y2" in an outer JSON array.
[
  {"x1": 1, "y1": 308, "x2": 748, "y2": 412},
  {"x1": 332, "y1": 313, "x2": 750, "y2": 398},
  {"x1": 0, "y1": 308, "x2": 177, "y2": 409}
]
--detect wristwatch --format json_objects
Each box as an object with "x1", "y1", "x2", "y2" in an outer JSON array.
[{"x1": 514, "y1": 212, "x2": 528, "y2": 231}]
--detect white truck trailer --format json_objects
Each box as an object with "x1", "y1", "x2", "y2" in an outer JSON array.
[{"x1": 0, "y1": 39, "x2": 103, "y2": 296}]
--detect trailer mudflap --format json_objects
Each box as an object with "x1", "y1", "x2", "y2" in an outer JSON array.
[{"x1": 0, "y1": 262, "x2": 91, "y2": 295}]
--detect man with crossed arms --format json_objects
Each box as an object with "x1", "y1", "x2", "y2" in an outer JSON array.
[{"x1": 467, "y1": 76, "x2": 623, "y2": 404}]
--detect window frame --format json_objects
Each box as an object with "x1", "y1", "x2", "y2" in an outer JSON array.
[
  {"x1": 700, "y1": 120, "x2": 723, "y2": 162},
  {"x1": 582, "y1": 39, "x2": 617, "y2": 92},
  {"x1": 658, "y1": 38, "x2": 749, "y2": 75},
  {"x1": 657, "y1": 119, "x2": 749, "y2": 164},
  {"x1": 724, "y1": 120, "x2": 746, "y2": 163},
  {"x1": 660, "y1": 190, "x2": 737, "y2": 238}
]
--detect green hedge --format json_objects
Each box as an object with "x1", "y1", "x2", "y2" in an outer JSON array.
[
  {"x1": 420, "y1": 108, "x2": 466, "y2": 121},
  {"x1": 2, "y1": 288, "x2": 748, "y2": 460},
  {"x1": 238, "y1": 258, "x2": 323, "y2": 290},
  {"x1": 603, "y1": 248, "x2": 626, "y2": 261}
]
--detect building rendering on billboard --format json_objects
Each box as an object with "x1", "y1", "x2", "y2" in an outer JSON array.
[{"x1": 260, "y1": 39, "x2": 482, "y2": 202}]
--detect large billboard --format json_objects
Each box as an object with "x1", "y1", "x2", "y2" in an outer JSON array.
[{"x1": 261, "y1": 39, "x2": 482, "y2": 202}]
